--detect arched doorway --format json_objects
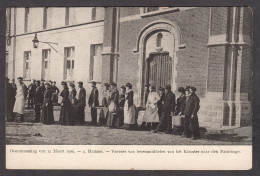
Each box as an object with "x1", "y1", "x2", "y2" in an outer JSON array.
[{"x1": 132, "y1": 20, "x2": 182, "y2": 107}]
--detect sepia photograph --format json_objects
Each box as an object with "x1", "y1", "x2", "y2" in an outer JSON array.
[{"x1": 5, "y1": 7, "x2": 253, "y2": 146}]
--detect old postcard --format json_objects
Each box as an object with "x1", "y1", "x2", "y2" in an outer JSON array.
[{"x1": 5, "y1": 7, "x2": 253, "y2": 170}]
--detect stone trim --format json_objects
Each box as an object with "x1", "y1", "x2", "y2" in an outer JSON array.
[
  {"x1": 140, "y1": 8, "x2": 180, "y2": 18},
  {"x1": 132, "y1": 20, "x2": 182, "y2": 107}
]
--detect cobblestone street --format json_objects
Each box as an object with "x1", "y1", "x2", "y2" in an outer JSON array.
[{"x1": 6, "y1": 108, "x2": 252, "y2": 145}]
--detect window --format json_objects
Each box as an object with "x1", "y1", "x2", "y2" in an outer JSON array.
[
  {"x1": 43, "y1": 7, "x2": 48, "y2": 29},
  {"x1": 142, "y1": 7, "x2": 170, "y2": 13},
  {"x1": 65, "y1": 7, "x2": 70, "y2": 25},
  {"x1": 6, "y1": 52, "x2": 8, "y2": 77},
  {"x1": 24, "y1": 8, "x2": 30, "y2": 33},
  {"x1": 156, "y1": 33, "x2": 163, "y2": 47},
  {"x1": 64, "y1": 47, "x2": 75, "y2": 80},
  {"x1": 42, "y1": 49, "x2": 51, "y2": 80},
  {"x1": 6, "y1": 8, "x2": 11, "y2": 34},
  {"x1": 89, "y1": 44, "x2": 103, "y2": 81},
  {"x1": 91, "y1": 7, "x2": 96, "y2": 21},
  {"x1": 24, "y1": 51, "x2": 31, "y2": 79}
]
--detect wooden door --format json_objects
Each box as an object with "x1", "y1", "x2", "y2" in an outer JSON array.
[{"x1": 147, "y1": 52, "x2": 172, "y2": 90}]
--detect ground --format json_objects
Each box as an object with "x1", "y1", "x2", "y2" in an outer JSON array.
[{"x1": 6, "y1": 108, "x2": 252, "y2": 145}]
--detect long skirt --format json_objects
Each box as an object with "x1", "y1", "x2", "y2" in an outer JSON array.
[
  {"x1": 75, "y1": 107, "x2": 85, "y2": 125},
  {"x1": 13, "y1": 96, "x2": 25, "y2": 115},
  {"x1": 99, "y1": 107, "x2": 109, "y2": 125},
  {"x1": 142, "y1": 105, "x2": 159, "y2": 123},
  {"x1": 124, "y1": 101, "x2": 136, "y2": 125},
  {"x1": 106, "y1": 109, "x2": 122, "y2": 128},
  {"x1": 59, "y1": 102, "x2": 74, "y2": 126},
  {"x1": 41, "y1": 104, "x2": 54, "y2": 124}
]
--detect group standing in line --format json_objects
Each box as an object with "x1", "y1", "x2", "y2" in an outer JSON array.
[{"x1": 5, "y1": 77, "x2": 201, "y2": 140}]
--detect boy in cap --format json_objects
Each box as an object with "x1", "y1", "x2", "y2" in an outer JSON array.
[
  {"x1": 88, "y1": 81, "x2": 99, "y2": 125},
  {"x1": 75, "y1": 81, "x2": 86, "y2": 125},
  {"x1": 183, "y1": 86, "x2": 201, "y2": 140},
  {"x1": 5, "y1": 77, "x2": 13, "y2": 121},
  {"x1": 32, "y1": 80, "x2": 42, "y2": 123},
  {"x1": 27, "y1": 79, "x2": 36, "y2": 108}
]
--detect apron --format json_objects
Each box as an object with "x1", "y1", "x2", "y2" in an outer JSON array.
[
  {"x1": 142, "y1": 92, "x2": 160, "y2": 122},
  {"x1": 124, "y1": 100, "x2": 136, "y2": 124},
  {"x1": 13, "y1": 84, "x2": 25, "y2": 114}
]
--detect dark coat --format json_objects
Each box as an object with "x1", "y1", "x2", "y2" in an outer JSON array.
[
  {"x1": 126, "y1": 90, "x2": 134, "y2": 108},
  {"x1": 88, "y1": 87, "x2": 99, "y2": 107},
  {"x1": 28, "y1": 83, "x2": 36, "y2": 97},
  {"x1": 184, "y1": 93, "x2": 200, "y2": 117},
  {"x1": 59, "y1": 87, "x2": 74, "y2": 125},
  {"x1": 51, "y1": 85, "x2": 60, "y2": 93},
  {"x1": 119, "y1": 92, "x2": 125, "y2": 107},
  {"x1": 175, "y1": 95, "x2": 186, "y2": 115},
  {"x1": 77, "y1": 87, "x2": 86, "y2": 108},
  {"x1": 5, "y1": 83, "x2": 13, "y2": 119},
  {"x1": 41, "y1": 88, "x2": 54, "y2": 124},
  {"x1": 35, "y1": 86, "x2": 43, "y2": 105},
  {"x1": 109, "y1": 89, "x2": 119, "y2": 107},
  {"x1": 157, "y1": 92, "x2": 165, "y2": 117},
  {"x1": 162, "y1": 91, "x2": 176, "y2": 115}
]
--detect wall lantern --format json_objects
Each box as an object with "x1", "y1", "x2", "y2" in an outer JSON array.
[
  {"x1": 32, "y1": 33, "x2": 59, "y2": 52},
  {"x1": 32, "y1": 33, "x2": 39, "y2": 48}
]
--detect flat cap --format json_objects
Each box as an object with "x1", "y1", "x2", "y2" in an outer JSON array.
[
  {"x1": 125, "y1": 83, "x2": 132, "y2": 89},
  {"x1": 165, "y1": 84, "x2": 171, "y2": 90},
  {"x1": 78, "y1": 81, "x2": 83, "y2": 85},
  {"x1": 61, "y1": 81, "x2": 67, "y2": 86}
]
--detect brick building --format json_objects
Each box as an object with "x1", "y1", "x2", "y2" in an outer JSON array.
[{"x1": 6, "y1": 7, "x2": 253, "y2": 129}]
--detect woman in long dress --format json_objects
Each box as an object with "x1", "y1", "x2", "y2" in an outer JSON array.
[
  {"x1": 119, "y1": 85, "x2": 126, "y2": 126},
  {"x1": 106, "y1": 82, "x2": 120, "y2": 128},
  {"x1": 142, "y1": 86, "x2": 160, "y2": 131},
  {"x1": 59, "y1": 81, "x2": 74, "y2": 125},
  {"x1": 172, "y1": 87, "x2": 186, "y2": 135},
  {"x1": 41, "y1": 82, "x2": 54, "y2": 124},
  {"x1": 69, "y1": 83, "x2": 77, "y2": 124},
  {"x1": 99, "y1": 83, "x2": 110, "y2": 125},
  {"x1": 124, "y1": 83, "x2": 136, "y2": 130}
]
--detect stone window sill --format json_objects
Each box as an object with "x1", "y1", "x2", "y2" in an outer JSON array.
[{"x1": 140, "y1": 8, "x2": 180, "y2": 18}]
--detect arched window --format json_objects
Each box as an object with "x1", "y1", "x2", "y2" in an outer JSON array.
[{"x1": 156, "y1": 33, "x2": 163, "y2": 47}]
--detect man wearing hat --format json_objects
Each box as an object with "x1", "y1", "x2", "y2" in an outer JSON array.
[
  {"x1": 5, "y1": 77, "x2": 13, "y2": 121},
  {"x1": 32, "y1": 80, "x2": 42, "y2": 123},
  {"x1": 183, "y1": 86, "x2": 201, "y2": 140},
  {"x1": 51, "y1": 81, "x2": 60, "y2": 94},
  {"x1": 9, "y1": 79, "x2": 17, "y2": 121},
  {"x1": 50, "y1": 81, "x2": 60, "y2": 104},
  {"x1": 27, "y1": 79, "x2": 36, "y2": 108},
  {"x1": 153, "y1": 84, "x2": 176, "y2": 134},
  {"x1": 13, "y1": 77, "x2": 28, "y2": 122},
  {"x1": 88, "y1": 81, "x2": 99, "y2": 125},
  {"x1": 75, "y1": 81, "x2": 86, "y2": 125}
]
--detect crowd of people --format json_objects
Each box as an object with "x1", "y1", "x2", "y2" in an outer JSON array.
[{"x1": 5, "y1": 76, "x2": 201, "y2": 140}]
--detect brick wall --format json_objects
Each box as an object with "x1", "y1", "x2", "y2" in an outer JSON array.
[
  {"x1": 117, "y1": 7, "x2": 210, "y2": 99},
  {"x1": 210, "y1": 7, "x2": 229, "y2": 35}
]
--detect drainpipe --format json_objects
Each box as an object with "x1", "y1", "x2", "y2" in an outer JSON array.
[
  {"x1": 113, "y1": 7, "x2": 120, "y2": 83},
  {"x1": 12, "y1": 7, "x2": 17, "y2": 80}
]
